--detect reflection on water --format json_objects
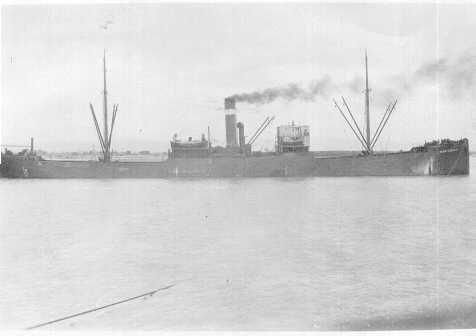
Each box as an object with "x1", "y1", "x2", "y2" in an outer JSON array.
[{"x1": 0, "y1": 157, "x2": 475, "y2": 330}]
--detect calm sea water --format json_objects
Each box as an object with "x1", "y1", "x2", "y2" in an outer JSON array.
[{"x1": 1, "y1": 157, "x2": 475, "y2": 330}]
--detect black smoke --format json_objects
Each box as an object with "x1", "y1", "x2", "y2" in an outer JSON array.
[
  {"x1": 226, "y1": 50, "x2": 476, "y2": 106},
  {"x1": 385, "y1": 51, "x2": 476, "y2": 99},
  {"x1": 227, "y1": 76, "x2": 334, "y2": 105}
]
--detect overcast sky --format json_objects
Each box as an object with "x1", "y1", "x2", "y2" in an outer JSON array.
[{"x1": 2, "y1": 3, "x2": 476, "y2": 152}]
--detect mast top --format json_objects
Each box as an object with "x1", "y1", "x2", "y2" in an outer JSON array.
[
  {"x1": 103, "y1": 49, "x2": 107, "y2": 89},
  {"x1": 364, "y1": 49, "x2": 371, "y2": 153},
  {"x1": 365, "y1": 49, "x2": 369, "y2": 93}
]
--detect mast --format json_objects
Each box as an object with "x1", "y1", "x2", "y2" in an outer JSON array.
[
  {"x1": 207, "y1": 126, "x2": 211, "y2": 153},
  {"x1": 365, "y1": 50, "x2": 371, "y2": 153},
  {"x1": 103, "y1": 49, "x2": 110, "y2": 161},
  {"x1": 334, "y1": 51, "x2": 397, "y2": 153},
  {"x1": 89, "y1": 51, "x2": 118, "y2": 163}
]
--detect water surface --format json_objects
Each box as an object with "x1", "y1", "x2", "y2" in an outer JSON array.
[{"x1": 1, "y1": 157, "x2": 475, "y2": 330}]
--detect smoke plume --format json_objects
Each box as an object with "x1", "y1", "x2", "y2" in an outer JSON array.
[
  {"x1": 228, "y1": 76, "x2": 334, "y2": 105},
  {"x1": 226, "y1": 50, "x2": 476, "y2": 107},
  {"x1": 388, "y1": 51, "x2": 476, "y2": 98}
]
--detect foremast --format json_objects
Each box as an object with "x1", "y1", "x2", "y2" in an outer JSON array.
[
  {"x1": 89, "y1": 50, "x2": 118, "y2": 162},
  {"x1": 103, "y1": 50, "x2": 110, "y2": 161},
  {"x1": 364, "y1": 50, "x2": 371, "y2": 153}
]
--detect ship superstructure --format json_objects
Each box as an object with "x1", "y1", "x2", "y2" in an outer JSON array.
[{"x1": 276, "y1": 123, "x2": 310, "y2": 153}]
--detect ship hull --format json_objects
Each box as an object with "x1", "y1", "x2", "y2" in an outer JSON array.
[{"x1": 1, "y1": 141, "x2": 469, "y2": 178}]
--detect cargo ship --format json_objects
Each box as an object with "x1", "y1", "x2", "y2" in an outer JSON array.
[{"x1": 0, "y1": 52, "x2": 469, "y2": 178}]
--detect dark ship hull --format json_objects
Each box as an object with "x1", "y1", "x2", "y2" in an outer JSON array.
[{"x1": 1, "y1": 139, "x2": 469, "y2": 178}]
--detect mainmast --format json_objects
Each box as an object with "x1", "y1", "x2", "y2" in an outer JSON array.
[
  {"x1": 333, "y1": 51, "x2": 398, "y2": 155},
  {"x1": 103, "y1": 49, "x2": 110, "y2": 161},
  {"x1": 364, "y1": 50, "x2": 371, "y2": 153}
]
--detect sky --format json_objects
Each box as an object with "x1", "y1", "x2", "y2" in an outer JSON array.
[{"x1": 2, "y1": 2, "x2": 476, "y2": 152}]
